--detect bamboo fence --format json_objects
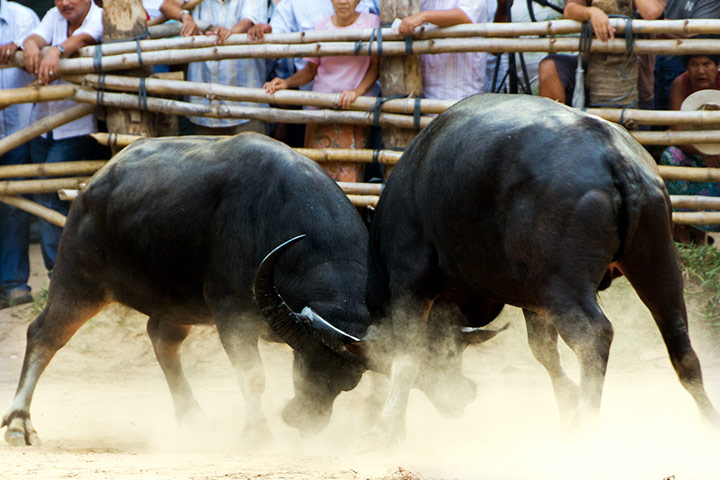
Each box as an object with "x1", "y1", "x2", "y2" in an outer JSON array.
[{"x1": 0, "y1": 195, "x2": 67, "y2": 227}]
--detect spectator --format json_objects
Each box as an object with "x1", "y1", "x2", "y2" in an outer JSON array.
[
  {"x1": 248, "y1": 0, "x2": 377, "y2": 79},
  {"x1": 654, "y1": 0, "x2": 720, "y2": 111},
  {"x1": 264, "y1": 0, "x2": 379, "y2": 182},
  {"x1": 0, "y1": 0, "x2": 39, "y2": 308},
  {"x1": 658, "y1": 53, "x2": 720, "y2": 240},
  {"x1": 160, "y1": 0, "x2": 268, "y2": 135},
  {"x1": 538, "y1": 0, "x2": 664, "y2": 107},
  {"x1": 21, "y1": 0, "x2": 105, "y2": 274},
  {"x1": 398, "y1": 0, "x2": 488, "y2": 101}
]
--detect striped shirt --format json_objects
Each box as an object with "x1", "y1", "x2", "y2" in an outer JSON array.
[
  {"x1": 420, "y1": 0, "x2": 488, "y2": 100},
  {"x1": 186, "y1": 0, "x2": 267, "y2": 128}
]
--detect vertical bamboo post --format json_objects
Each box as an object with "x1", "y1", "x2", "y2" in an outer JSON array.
[
  {"x1": 102, "y1": 0, "x2": 157, "y2": 153},
  {"x1": 380, "y1": 0, "x2": 422, "y2": 178}
]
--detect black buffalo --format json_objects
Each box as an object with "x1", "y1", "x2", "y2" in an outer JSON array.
[
  {"x1": 2, "y1": 133, "x2": 371, "y2": 446},
  {"x1": 258, "y1": 95, "x2": 720, "y2": 444}
]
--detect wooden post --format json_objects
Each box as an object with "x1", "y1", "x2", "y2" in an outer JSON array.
[
  {"x1": 380, "y1": 0, "x2": 422, "y2": 178},
  {"x1": 102, "y1": 0, "x2": 157, "y2": 153}
]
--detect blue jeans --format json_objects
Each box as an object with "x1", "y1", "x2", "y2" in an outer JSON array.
[
  {"x1": 0, "y1": 144, "x2": 31, "y2": 295},
  {"x1": 30, "y1": 134, "x2": 100, "y2": 272}
]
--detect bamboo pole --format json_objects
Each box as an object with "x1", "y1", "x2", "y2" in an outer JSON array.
[
  {"x1": 0, "y1": 103, "x2": 96, "y2": 158},
  {"x1": 659, "y1": 165, "x2": 720, "y2": 182},
  {"x1": 0, "y1": 84, "x2": 76, "y2": 107},
  {"x1": 71, "y1": 88, "x2": 434, "y2": 129},
  {"x1": 338, "y1": 182, "x2": 383, "y2": 195},
  {"x1": 0, "y1": 177, "x2": 89, "y2": 195},
  {"x1": 66, "y1": 19, "x2": 720, "y2": 59},
  {"x1": 0, "y1": 195, "x2": 66, "y2": 227},
  {"x1": 346, "y1": 194, "x2": 379, "y2": 208},
  {"x1": 588, "y1": 108, "x2": 720, "y2": 127},
  {"x1": 8, "y1": 37, "x2": 720, "y2": 74},
  {"x1": 672, "y1": 211, "x2": 720, "y2": 225},
  {"x1": 634, "y1": 130, "x2": 720, "y2": 146},
  {"x1": 670, "y1": 195, "x2": 720, "y2": 210},
  {"x1": 0, "y1": 160, "x2": 106, "y2": 179},
  {"x1": 67, "y1": 73, "x2": 453, "y2": 115}
]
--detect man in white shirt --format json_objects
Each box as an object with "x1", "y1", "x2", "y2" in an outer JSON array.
[
  {"x1": 161, "y1": 0, "x2": 268, "y2": 135},
  {"x1": 398, "y1": 0, "x2": 488, "y2": 101},
  {"x1": 0, "y1": 0, "x2": 39, "y2": 308},
  {"x1": 20, "y1": 0, "x2": 105, "y2": 273}
]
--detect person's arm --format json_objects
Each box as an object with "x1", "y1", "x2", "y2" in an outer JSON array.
[
  {"x1": 338, "y1": 56, "x2": 379, "y2": 109},
  {"x1": 211, "y1": 17, "x2": 254, "y2": 44},
  {"x1": 248, "y1": 23, "x2": 272, "y2": 42},
  {"x1": 564, "y1": 0, "x2": 615, "y2": 42},
  {"x1": 398, "y1": 8, "x2": 472, "y2": 36},
  {"x1": 634, "y1": 0, "x2": 664, "y2": 20},
  {"x1": 264, "y1": 61, "x2": 318, "y2": 93},
  {"x1": 35, "y1": 32, "x2": 95, "y2": 84},
  {"x1": 160, "y1": 0, "x2": 202, "y2": 36},
  {"x1": 21, "y1": 33, "x2": 47, "y2": 76}
]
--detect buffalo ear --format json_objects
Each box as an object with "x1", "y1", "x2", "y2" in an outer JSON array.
[{"x1": 461, "y1": 323, "x2": 509, "y2": 345}]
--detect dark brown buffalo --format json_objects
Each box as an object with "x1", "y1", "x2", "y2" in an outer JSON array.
[{"x1": 258, "y1": 94, "x2": 720, "y2": 445}]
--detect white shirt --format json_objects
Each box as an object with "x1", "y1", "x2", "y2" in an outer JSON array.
[
  {"x1": 29, "y1": 1, "x2": 103, "y2": 140},
  {"x1": 0, "y1": 1, "x2": 38, "y2": 140},
  {"x1": 186, "y1": 0, "x2": 267, "y2": 127},
  {"x1": 420, "y1": 0, "x2": 488, "y2": 100}
]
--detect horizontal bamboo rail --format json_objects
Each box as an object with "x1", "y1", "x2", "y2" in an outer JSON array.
[
  {"x1": 633, "y1": 130, "x2": 720, "y2": 146},
  {"x1": 66, "y1": 19, "x2": 720, "y2": 59},
  {"x1": 0, "y1": 177, "x2": 88, "y2": 195},
  {"x1": 0, "y1": 160, "x2": 106, "y2": 179},
  {"x1": 0, "y1": 195, "x2": 66, "y2": 227},
  {"x1": 6, "y1": 37, "x2": 720, "y2": 74},
  {"x1": 658, "y1": 165, "x2": 720, "y2": 182},
  {"x1": 670, "y1": 195, "x2": 720, "y2": 210},
  {"x1": 672, "y1": 211, "x2": 720, "y2": 225},
  {"x1": 337, "y1": 182, "x2": 383, "y2": 196},
  {"x1": 71, "y1": 88, "x2": 434, "y2": 129},
  {"x1": 0, "y1": 84, "x2": 76, "y2": 108},
  {"x1": 67, "y1": 74, "x2": 453, "y2": 115}
]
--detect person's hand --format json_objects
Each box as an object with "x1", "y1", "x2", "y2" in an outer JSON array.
[
  {"x1": 0, "y1": 42, "x2": 18, "y2": 65},
  {"x1": 248, "y1": 23, "x2": 272, "y2": 42},
  {"x1": 37, "y1": 46, "x2": 60, "y2": 85},
  {"x1": 22, "y1": 41, "x2": 40, "y2": 76},
  {"x1": 338, "y1": 89, "x2": 358, "y2": 109},
  {"x1": 264, "y1": 77, "x2": 287, "y2": 94},
  {"x1": 180, "y1": 12, "x2": 202, "y2": 37},
  {"x1": 209, "y1": 25, "x2": 231, "y2": 44},
  {"x1": 398, "y1": 12, "x2": 425, "y2": 36},
  {"x1": 587, "y1": 6, "x2": 615, "y2": 42}
]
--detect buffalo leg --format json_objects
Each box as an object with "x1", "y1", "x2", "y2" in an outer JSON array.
[
  {"x1": 2, "y1": 296, "x2": 107, "y2": 446},
  {"x1": 545, "y1": 293, "x2": 614, "y2": 428},
  {"x1": 146, "y1": 318, "x2": 201, "y2": 423},
  {"x1": 214, "y1": 315, "x2": 272, "y2": 446},
  {"x1": 618, "y1": 200, "x2": 720, "y2": 425},
  {"x1": 523, "y1": 309, "x2": 579, "y2": 423}
]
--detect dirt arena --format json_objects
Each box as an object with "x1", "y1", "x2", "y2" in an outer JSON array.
[{"x1": 1, "y1": 244, "x2": 719, "y2": 480}]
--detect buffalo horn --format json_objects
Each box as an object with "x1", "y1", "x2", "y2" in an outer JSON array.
[
  {"x1": 461, "y1": 323, "x2": 509, "y2": 344},
  {"x1": 253, "y1": 235, "x2": 361, "y2": 359}
]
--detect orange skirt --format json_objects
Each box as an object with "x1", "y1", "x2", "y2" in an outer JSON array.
[{"x1": 304, "y1": 123, "x2": 369, "y2": 183}]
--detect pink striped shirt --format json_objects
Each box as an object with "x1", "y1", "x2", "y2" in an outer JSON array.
[{"x1": 420, "y1": 0, "x2": 488, "y2": 100}]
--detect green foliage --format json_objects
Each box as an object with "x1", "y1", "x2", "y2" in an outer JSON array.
[
  {"x1": 30, "y1": 287, "x2": 49, "y2": 316},
  {"x1": 676, "y1": 243, "x2": 720, "y2": 336}
]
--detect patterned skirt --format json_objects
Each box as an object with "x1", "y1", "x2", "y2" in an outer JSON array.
[{"x1": 304, "y1": 123, "x2": 369, "y2": 183}]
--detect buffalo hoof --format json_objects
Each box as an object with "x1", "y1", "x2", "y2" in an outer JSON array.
[
  {"x1": 241, "y1": 420, "x2": 274, "y2": 450},
  {"x1": 3, "y1": 416, "x2": 40, "y2": 447},
  {"x1": 281, "y1": 397, "x2": 331, "y2": 435},
  {"x1": 359, "y1": 424, "x2": 405, "y2": 453},
  {"x1": 423, "y1": 375, "x2": 477, "y2": 419}
]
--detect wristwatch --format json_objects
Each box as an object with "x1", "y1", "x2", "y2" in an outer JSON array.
[{"x1": 55, "y1": 44, "x2": 65, "y2": 55}]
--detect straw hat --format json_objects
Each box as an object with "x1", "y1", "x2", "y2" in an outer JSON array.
[{"x1": 680, "y1": 89, "x2": 720, "y2": 155}]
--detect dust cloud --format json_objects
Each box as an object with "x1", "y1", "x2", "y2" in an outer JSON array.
[{"x1": 0, "y1": 276, "x2": 718, "y2": 479}]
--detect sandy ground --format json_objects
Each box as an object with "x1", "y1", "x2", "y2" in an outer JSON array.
[{"x1": 1, "y1": 244, "x2": 719, "y2": 480}]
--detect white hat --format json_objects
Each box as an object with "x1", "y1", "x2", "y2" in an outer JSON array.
[{"x1": 680, "y1": 89, "x2": 720, "y2": 155}]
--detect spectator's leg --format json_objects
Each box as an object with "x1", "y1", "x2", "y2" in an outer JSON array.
[
  {"x1": 0, "y1": 144, "x2": 32, "y2": 302},
  {"x1": 538, "y1": 56, "x2": 567, "y2": 104}
]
